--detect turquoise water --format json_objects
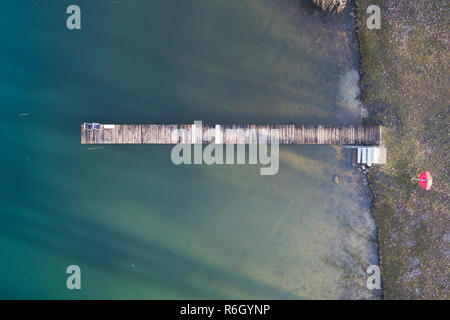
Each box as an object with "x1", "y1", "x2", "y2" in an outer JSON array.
[{"x1": 1, "y1": 0, "x2": 379, "y2": 299}]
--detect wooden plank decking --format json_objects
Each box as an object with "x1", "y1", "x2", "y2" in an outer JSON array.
[{"x1": 81, "y1": 123, "x2": 382, "y2": 145}]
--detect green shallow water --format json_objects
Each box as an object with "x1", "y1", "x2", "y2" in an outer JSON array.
[{"x1": 1, "y1": 0, "x2": 380, "y2": 299}]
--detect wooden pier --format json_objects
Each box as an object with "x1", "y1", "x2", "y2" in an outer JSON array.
[{"x1": 81, "y1": 123, "x2": 382, "y2": 145}]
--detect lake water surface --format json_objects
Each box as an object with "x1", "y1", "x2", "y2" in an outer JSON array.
[{"x1": 1, "y1": 0, "x2": 380, "y2": 299}]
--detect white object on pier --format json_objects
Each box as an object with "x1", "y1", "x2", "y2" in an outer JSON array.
[
  {"x1": 345, "y1": 146, "x2": 387, "y2": 165},
  {"x1": 215, "y1": 125, "x2": 222, "y2": 144}
]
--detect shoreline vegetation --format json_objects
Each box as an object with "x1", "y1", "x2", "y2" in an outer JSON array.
[
  {"x1": 354, "y1": 0, "x2": 448, "y2": 299},
  {"x1": 314, "y1": 0, "x2": 448, "y2": 299},
  {"x1": 312, "y1": 0, "x2": 348, "y2": 13}
]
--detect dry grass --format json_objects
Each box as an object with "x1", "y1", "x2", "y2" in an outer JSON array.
[
  {"x1": 312, "y1": 0, "x2": 348, "y2": 13},
  {"x1": 356, "y1": 0, "x2": 449, "y2": 299}
]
